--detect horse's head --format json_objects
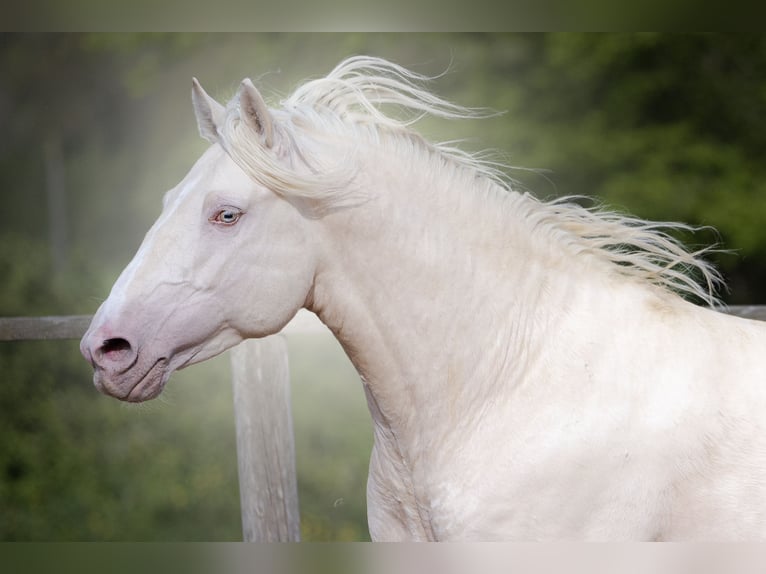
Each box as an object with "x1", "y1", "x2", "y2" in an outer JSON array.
[{"x1": 81, "y1": 79, "x2": 318, "y2": 402}]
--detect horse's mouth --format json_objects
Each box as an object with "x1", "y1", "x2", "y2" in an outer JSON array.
[
  {"x1": 95, "y1": 358, "x2": 169, "y2": 403},
  {"x1": 126, "y1": 359, "x2": 170, "y2": 402}
]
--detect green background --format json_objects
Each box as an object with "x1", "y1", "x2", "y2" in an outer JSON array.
[{"x1": 2, "y1": 33, "x2": 765, "y2": 540}]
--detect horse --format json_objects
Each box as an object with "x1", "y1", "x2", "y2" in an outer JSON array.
[{"x1": 81, "y1": 56, "x2": 766, "y2": 541}]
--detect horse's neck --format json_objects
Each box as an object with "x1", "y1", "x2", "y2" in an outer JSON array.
[{"x1": 307, "y1": 150, "x2": 610, "y2": 451}]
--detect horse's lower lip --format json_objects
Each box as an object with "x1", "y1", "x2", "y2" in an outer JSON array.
[
  {"x1": 93, "y1": 357, "x2": 168, "y2": 403},
  {"x1": 125, "y1": 358, "x2": 168, "y2": 402}
]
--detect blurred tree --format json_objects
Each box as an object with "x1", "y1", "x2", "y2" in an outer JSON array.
[
  {"x1": 0, "y1": 33, "x2": 214, "y2": 276},
  {"x1": 462, "y1": 34, "x2": 766, "y2": 302},
  {"x1": 1, "y1": 35, "x2": 116, "y2": 275}
]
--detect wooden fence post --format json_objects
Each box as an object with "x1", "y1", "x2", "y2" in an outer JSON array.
[{"x1": 230, "y1": 335, "x2": 301, "y2": 542}]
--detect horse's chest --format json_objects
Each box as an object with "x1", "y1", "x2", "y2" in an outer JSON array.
[
  {"x1": 366, "y1": 417, "x2": 675, "y2": 541},
  {"x1": 365, "y1": 442, "x2": 439, "y2": 541}
]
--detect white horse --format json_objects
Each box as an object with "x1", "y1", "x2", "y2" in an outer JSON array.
[{"x1": 81, "y1": 56, "x2": 766, "y2": 541}]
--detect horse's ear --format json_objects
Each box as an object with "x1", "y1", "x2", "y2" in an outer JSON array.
[
  {"x1": 237, "y1": 78, "x2": 274, "y2": 148},
  {"x1": 191, "y1": 77, "x2": 225, "y2": 144}
]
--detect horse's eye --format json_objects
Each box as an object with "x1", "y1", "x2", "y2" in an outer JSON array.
[{"x1": 211, "y1": 208, "x2": 242, "y2": 225}]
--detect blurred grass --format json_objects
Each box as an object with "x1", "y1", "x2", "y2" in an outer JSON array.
[{"x1": 0, "y1": 329, "x2": 371, "y2": 541}]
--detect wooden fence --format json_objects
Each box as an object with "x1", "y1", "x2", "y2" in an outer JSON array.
[
  {"x1": 1, "y1": 305, "x2": 765, "y2": 541},
  {"x1": 0, "y1": 309, "x2": 329, "y2": 542}
]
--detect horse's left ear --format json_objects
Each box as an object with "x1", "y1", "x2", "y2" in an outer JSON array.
[
  {"x1": 237, "y1": 78, "x2": 274, "y2": 149},
  {"x1": 192, "y1": 77, "x2": 225, "y2": 144}
]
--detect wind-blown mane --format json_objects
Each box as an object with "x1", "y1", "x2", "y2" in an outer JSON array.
[{"x1": 218, "y1": 56, "x2": 723, "y2": 306}]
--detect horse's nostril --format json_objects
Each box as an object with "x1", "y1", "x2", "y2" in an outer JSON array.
[
  {"x1": 101, "y1": 337, "x2": 132, "y2": 356},
  {"x1": 91, "y1": 335, "x2": 137, "y2": 372}
]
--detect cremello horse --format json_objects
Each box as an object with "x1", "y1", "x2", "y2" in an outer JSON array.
[{"x1": 81, "y1": 57, "x2": 766, "y2": 541}]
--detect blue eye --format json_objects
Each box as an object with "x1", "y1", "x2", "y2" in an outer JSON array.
[{"x1": 212, "y1": 208, "x2": 242, "y2": 225}]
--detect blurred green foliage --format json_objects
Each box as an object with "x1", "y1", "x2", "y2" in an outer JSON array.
[{"x1": 1, "y1": 33, "x2": 766, "y2": 541}]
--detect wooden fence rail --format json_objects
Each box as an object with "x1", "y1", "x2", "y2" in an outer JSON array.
[
  {"x1": 0, "y1": 315, "x2": 93, "y2": 341},
  {"x1": 1, "y1": 305, "x2": 765, "y2": 541},
  {"x1": 2, "y1": 306, "x2": 765, "y2": 342}
]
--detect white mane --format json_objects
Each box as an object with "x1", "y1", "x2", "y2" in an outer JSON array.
[{"x1": 219, "y1": 56, "x2": 723, "y2": 306}]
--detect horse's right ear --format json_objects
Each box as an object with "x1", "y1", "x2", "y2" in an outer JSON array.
[{"x1": 191, "y1": 78, "x2": 225, "y2": 144}]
